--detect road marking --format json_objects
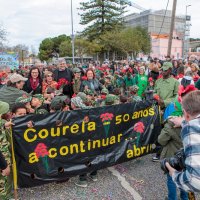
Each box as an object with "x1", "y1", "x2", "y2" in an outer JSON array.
[{"x1": 108, "y1": 167, "x2": 142, "y2": 200}]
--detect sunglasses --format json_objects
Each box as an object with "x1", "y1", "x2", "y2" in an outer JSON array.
[{"x1": 47, "y1": 75, "x2": 52, "y2": 77}]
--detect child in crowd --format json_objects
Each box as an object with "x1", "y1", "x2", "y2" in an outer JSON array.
[{"x1": 31, "y1": 94, "x2": 49, "y2": 114}]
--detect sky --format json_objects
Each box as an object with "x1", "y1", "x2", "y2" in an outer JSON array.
[{"x1": 0, "y1": 0, "x2": 199, "y2": 52}]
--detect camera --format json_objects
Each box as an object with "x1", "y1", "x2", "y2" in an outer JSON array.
[{"x1": 160, "y1": 148, "x2": 186, "y2": 173}]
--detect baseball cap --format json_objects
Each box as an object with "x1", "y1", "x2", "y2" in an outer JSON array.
[
  {"x1": 15, "y1": 96, "x2": 32, "y2": 104},
  {"x1": 73, "y1": 67, "x2": 81, "y2": 73},
  {"x1": 161, "y1": 62, "x2": 173, "y2": 71},
  {"x1": 0, "y1": 101, "x2": 9, "y2": 114},
  {"x1": 10, "y1": 73, "x2": 27, "y2": 83}
]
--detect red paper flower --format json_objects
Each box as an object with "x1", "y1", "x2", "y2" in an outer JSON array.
[
  {"x1": 81, "y1": 76, "x2": 88, "y2": 81},
  {"x1": 128, "y1": 68, "x2": 133, "y2": 73},
  {"x1": 34, "y1": 143, "x2": 49, "y2": 158},
  {"x1": 72, "y1": 93, "x2": 77, "y2": 98},
  {"x1": 133, "y1": 122, "x2": 145, "y2": 134},
  {"x1": 148, "y1": 77, "x2": 153, "y2": 82},
  {"x1": 153, "y1": 94, "x2": 160, "y2": 101},
  {"x1": 178, "y1": 85, "x2": 197, "y2": 97},
  {"x1": 101, "y1": 95, "x2": 106, "y2": 99},
  {"x1": 100, "y1": 113, "x2": 114, "y2": 122},
  {"x1": 176, "y1": 74, "x2": 184, "y2": 79},
  {"x1": 157, "y1": 75, "x2": 163, "y2": 79},
  {"x1": 193, "y1": 75, "x2": 199, "y2": 82},
  {"x1": 57, "y1": 78, "x2": 70, "y2": 89}
]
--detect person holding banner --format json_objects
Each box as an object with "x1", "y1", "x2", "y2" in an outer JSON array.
[
  {"x1": 0, "y1": 151, "x2": 10, "y2": 176},
  {"x1": 0, "y1": 101, "x2": 13, "y2": 200}
]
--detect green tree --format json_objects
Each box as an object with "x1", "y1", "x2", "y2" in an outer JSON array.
[
  {"x1": 101, "y1": 27, "x2": 151, "y2": 59},
  {"x1": 75, "y1": 38, "x2": 101, "y2": 61},
  {"x1": 118, "y1": 27, "x2": 151, "y2": 58},
  {"x1": 38, "y1": 35, "x2": 71, "y2": 61},
  {"x1": 52, "y1": 34, "x2": 71, "y2": 53},
  {"x1": 79, "y1": 0, "x2": 128, "y2": 41},
  {"x1": 38, "y1": 38, "x2": 54, "y2": 61},
  {"x1": 59, "y1": 40, "x2": 72, "y2": 57}
]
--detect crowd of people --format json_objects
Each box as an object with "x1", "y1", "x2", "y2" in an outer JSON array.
[{"x1": 0, "y1": 57, "x2": 200, "y2": 199}]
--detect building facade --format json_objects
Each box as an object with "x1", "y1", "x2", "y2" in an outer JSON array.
[{"x1": 124, "y1": 9, "x2": 189, "y2": 59}]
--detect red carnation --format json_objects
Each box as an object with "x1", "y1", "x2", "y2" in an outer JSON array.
[
  {"x1": 72, "y1": 93, "x2": 77, "y2": 98},
  {"x1": 193, "y1": 75, "x2": 199, "y2": 82},
  {"x1": 153, "y1": 94, "x2": 160, "y2": 101},
  {"x1": 101, "y1": 95, "x2": 106, "y2": 99},
  {"x1": 134, "y1": 122, "x2": 145, "y2": 134},
  {"x1": 148, "y1": 77, "x2": 153, "y2": 82},
  {"x1": 81, "y1": 76, "x2": 88, "y2": 81}
]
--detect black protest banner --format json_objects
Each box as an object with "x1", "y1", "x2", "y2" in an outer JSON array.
[{"x1": 12, "y1": 101, "x2": 161, "y2": 188}]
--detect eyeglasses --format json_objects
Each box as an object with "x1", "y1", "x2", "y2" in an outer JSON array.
[
  {"x1": 31, "y1": 72, "x2": 39, "y2": 74},
  {"x1": 47, "y1": 75, "x2": 52, "y2": 77}
]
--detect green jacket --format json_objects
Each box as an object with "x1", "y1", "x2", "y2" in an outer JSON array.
[
  {"x1": 135, "y1": 74, "x2": 148, "y2": 97},
  {"x1": 124, "y1": 75, "x2": 136, "y2": 87},
  {"x1": 158, "y1": 120, "x2": 183, "y2": 159},
  {"x1": 195, "y1": 79, "x2": 200, "y2": 90},
  {"x1": 154, "y1": 77, "x2": 179, "y2": 107},
  {"x1": 0, "y1": 86, "x2": 28, "y2": 110},
  {"x1": 0, "y1": 119, "x2": 11, "y2": 164}
]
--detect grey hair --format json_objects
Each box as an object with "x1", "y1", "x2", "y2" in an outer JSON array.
[{"x1": 58, "y1": 59, "x2": 66, "y2": 64}]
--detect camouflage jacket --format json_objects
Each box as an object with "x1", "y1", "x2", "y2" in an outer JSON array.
[{"x1": 0, "y1": 119, "x2": 11, "y2": 165}]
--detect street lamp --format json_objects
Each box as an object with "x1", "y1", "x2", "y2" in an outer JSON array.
[
  {"x1": 71, "y1": 0, "x2": 75, "y2": 65},
  {"x1": 183, "y1": 4, "x2": 191, "y2": 59}
]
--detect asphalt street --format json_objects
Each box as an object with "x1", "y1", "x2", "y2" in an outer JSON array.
[{"x1": 18, "y1": 154, "x2": 200, "y2": 200}]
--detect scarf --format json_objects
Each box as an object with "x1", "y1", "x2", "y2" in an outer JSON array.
[{"x1": 30, "y1": 77, "x2": 39, "y2": 90}]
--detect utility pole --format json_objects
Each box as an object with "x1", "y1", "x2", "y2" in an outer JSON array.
[
  {"x1": 185, "y1": 5, "x2": 191, "y2": 60},
  {"x1": 22, "y1": 50, "x2": 24, "y2": 66},
  {"x1": 71, "y1": 0, "x2": 75, "y2": 64},
  {"x1": 167, "y1": 0, "x2": 177, "y2": 57}
]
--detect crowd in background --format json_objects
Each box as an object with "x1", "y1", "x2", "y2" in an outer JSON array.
[{"x1": 0, "y1": 56, "x2": 200, "y2": 199}]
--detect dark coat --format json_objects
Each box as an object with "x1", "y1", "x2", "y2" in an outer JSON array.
[
  {"x1": 53, "y1": 68, "x2": 73, "y2": 82},
  {"x1": 23, "y1": 79, "x2": 42, "y2": 94}
]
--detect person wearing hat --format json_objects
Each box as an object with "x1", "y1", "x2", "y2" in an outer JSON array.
[
  {"x1": 152, "y1": 62, "x2": 179, "y2": 162},
  {"x1": 0, "y1": 101, "x2": 13, "y2": 199},
  {"x1": 128, "y1": 85, "x2": 142, "y2": 103},
  {"x1": 0, "y1": 73, "x2": 28, "y2": 110},
  {"x1": 71, "y1": 96, "x2": 89, "y2": 110},
  {"x1": 102, "y1": 94, "x2": 118, "y2": 106},
  {"x1": 77, "y1": 92, "x2": 88, "y2": 104},
  {"x1": 15, "y1": 96, "x2": 34, "y2": 114},
  {"x1": 72, "y1": 67, "x2": 82, "y2": 94},
  {"x1": 154, "y1": 62, "x2": 179, "y2": 109},
  {"x1": 50, "y1": 95, "x2": 70, "y2": 112},
  {"x1": 104, "y1": 76, "x2": 114, "y2": 93},
  {"x1": 101, "y1": 88, "x2": 109, "y2": 96},
  {"x1": 31, "y1": 94, "x2": 48, "y2": 114}
]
